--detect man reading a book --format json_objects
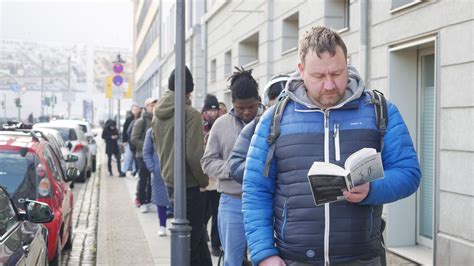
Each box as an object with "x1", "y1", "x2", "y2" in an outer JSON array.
[{"x1": 242, "y1": 26, "x2": 421, "y2": 266}]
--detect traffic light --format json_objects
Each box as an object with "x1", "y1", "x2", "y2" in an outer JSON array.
[{"x1": 14, "y1": 97, "x2": 21, "y2": 108}]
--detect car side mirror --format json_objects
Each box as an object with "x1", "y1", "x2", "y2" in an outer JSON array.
[
  {"x1": 24, "y1": 200, "x2": 54, "y2": 223},
  {"x1": 65, "y1": 167, "x2": 80, "y2": 182},
  {"x1": 67, "y1": 141, "x2": 73, "y2": 151},
  {"x1": 66, "y1": 154, "x2": 79, "y2": 162}
]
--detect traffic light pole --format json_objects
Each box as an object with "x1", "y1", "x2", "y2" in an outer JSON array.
[{"x1": 170, "y1": 0, "x2": 191, "y2": 265}]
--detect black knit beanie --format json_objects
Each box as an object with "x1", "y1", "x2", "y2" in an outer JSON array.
[
  {"x1": 168, "y1": 66, "x2": 194, "y2": 94},
  {"x1": 202, "y1": 94, "x2": 219, "y2": 111}
]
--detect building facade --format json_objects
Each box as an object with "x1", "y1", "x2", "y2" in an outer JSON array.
[
  {"x1": 134, "y1": 0, "x2": 473, "y2": 264},
  {"x1": 133, "y1": 0, "x2": 206, "y2": 109}
]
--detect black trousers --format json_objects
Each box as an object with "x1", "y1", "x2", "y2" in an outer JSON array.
[
  {"x1": 107, "y1": 152, "x2": 121, "y2": 174},
  {"x1": 167, "y1": 186, "x2": 212, "y2": 266},
  {"x1": 204, "y1": 190, "x2": 221, "y2": 250},
  {"x1": 136, "y1": 157, "x2": 151, "y2": 205}
]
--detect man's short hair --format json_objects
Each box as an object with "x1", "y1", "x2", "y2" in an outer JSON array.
[
  {"x1": 298, "y1": 26, "x2": 348, "y2": 65},
  {"x1": 228, "y1": 66, "x2": 259, "y2": 102}
]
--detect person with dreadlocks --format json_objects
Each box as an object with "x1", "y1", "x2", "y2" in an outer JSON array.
[{"x1": 201, "y1": 66, "x2": 264, "y2": 266}]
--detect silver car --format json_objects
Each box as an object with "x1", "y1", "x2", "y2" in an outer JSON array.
[
  {"x1": 51, "y1": 119, "x2": 97, "y2": 172},
  {"x1": 33, "y1": 123, "x2": 91, "y2": 182}
]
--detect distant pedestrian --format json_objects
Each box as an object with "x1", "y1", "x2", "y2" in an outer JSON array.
[
  {"x1": 201, "y1": 94, "x2": 222, "y2": 257},
  {"x1": 121, "y1": 104, "x2": 140, "y2": 176},
  {"x1": 101, "y1": 119, "x2": 124, "y2": 177},
  {"x1": 152, "y1": 66, "x2": 211, "y2": 266},
  {"x1": 142, "y1": 127, "x2": 171, "y2": 237},
  {"x1": 201, "y1": 66, "x2": 264, "y2": 266},
  {"x1": 218, "y1": 102, "x2": 228, "y2": 116},
  {"x1": 131, "y1": 98, "x2": 156, "y2": 213}
]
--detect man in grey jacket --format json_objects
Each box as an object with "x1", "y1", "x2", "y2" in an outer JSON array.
[{"x1": 201, "y1": 67, "x2": 262, "y2": 266}]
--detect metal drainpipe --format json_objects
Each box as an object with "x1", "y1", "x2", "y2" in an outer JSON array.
[{"x1": 360, "y1": 0, "x2": 369, "y2": 83}]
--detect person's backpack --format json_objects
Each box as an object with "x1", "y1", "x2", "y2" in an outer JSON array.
[{"x1": 263, "y1": 89, "x2": 388, "y2": 177}]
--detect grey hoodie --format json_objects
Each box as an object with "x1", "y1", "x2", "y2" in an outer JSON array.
[
  {"x1": 201, "y1": 105, "x2": 264, "y2": 195},
  {"x1": 285, "y1": 65, "x2": 366, "y2": 109}
]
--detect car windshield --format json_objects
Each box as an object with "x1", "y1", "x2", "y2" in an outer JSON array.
[
  {"x1": 53, "y1": 128, "x2": 78, "y2": 141},
  {"x1": 0, "y1": 150, "x2": 38, "y2": 205},
  {"x1": 78, "y1": 124, "x2": 87, "y2": 133}
]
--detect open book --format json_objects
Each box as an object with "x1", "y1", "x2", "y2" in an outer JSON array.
[{"x1": 307, "y1": 148, "x2": 384, "y2": 206}]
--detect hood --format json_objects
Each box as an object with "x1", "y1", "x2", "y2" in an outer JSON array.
[
  {"x1": 228, "y1": 103, "x2": 266, "y2": 124},
  {"x1": 154, "y1": 91, "x2": 192, "y2": 120},
  {"x1": 285, "y1": 65, "x2": 366, "y2": 110}
]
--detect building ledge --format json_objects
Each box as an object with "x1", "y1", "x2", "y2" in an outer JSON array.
[{"x1": 388, "y1": 245, "x2": 432, "y2": 265}]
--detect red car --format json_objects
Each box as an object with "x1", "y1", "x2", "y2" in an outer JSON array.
[{"x1": 0, "y1": 128, "x2": 78, "y2": 265}]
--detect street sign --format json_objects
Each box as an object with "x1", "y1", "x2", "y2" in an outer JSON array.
[
  {"x1": 113, "y1": 63, "x2": 124, "y2": 74},
  {"x1": 113, "y1": 75, "x2": 123, "y2": 86},
  {"x1": 105, "y1": 76, "x2": 113, "y2": 99}
]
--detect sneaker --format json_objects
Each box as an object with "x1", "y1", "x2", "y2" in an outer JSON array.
[
  {"x1": 109, "y1": 171, "x2": 113, "y2": 176},
  {"x1": 118, "y1": 172, "x2": 126, "y2": 177},
  {"x1": 139, "y1": 204, "x2": 149, "y2": 213},
  {"x1": 158, "y1": 226, "x2": 167, "y2": 237}
]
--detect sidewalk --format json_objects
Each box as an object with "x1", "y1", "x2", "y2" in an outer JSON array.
[{"x1": 96, "y1": 146, "x2": 219, "y2": 265}]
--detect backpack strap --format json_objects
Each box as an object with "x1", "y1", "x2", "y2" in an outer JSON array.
[
  {"x1": 366, "y1": 89, "x2": 388, "y2": 151},
  {"x1": 263, "y1": 96, "x2": 290, "y2": 177}
]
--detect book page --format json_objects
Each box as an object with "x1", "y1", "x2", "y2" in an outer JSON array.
[
  {"x1": 347, "y1": 152, "x2": 384, "y2": 188},
  {"x1": 307, "y1": 162, "x2": 348, "y2": 206}
]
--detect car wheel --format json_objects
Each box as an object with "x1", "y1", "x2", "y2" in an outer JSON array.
[
  {"x1": 49, "y1": 237, "x2": 62, "y2": 266},
  {"x1": 92, "y1": 156, "x2": 97, "y2": 172},
  {"x1": 86, "y1": 168, "x2": 92, "y2": 178},
  {"x1": 64, "y1": 224, "x2": 73, "y2": 250},
  {"x1": 76, "y1": 168, "x2": 86, "y2": 183}
]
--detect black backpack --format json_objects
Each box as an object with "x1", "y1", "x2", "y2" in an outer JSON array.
[{"x1": 263, "y1": 89, "x2": 388, "y2": 177}]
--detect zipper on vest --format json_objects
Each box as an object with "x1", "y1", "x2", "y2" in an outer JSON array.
[
  {"x1": 334, "y1": 123, "x2": 340, "y2": 161},
  {"x1": 281, "y1": 199, "x2": 288, "y2": 241},
  {"x1": 323, "y1": 110, "x2": 330, "y2": 266}
]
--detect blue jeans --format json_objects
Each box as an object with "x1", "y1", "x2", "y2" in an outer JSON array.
[
  {"x1": 121, "y1": 143, "x2": 136, "y2": 173},
  {"x1": 218, "y1": 194, "x2": 246, "y2": 266}
]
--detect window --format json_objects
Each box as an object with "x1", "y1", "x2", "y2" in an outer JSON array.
[
  {"x1": 282, "y1": 12, "x2": 299, "y2": 53},
  {"x1": 417, "y1": 51, "x2": 435, "y2": 244},
  {"x1": 0, "y1": 189, "x2": 19, "y2": 237},
  {"x1": 325, "y1": 0, "x2": 349, "y2": 31},
  {"x1": 44, "y1": 147, "x2": 60, "y2": 181},
  {"x1": 238, "y1": 32, "x2": 259, "y2": 66},
  {"x1": 224, "y1": 50, "x2": 232, "y2": 76},
  {"x1": 210, "y1": 59, "x2": 217, "y2": 82},
  {"x1": 391, "y1": 0, "x2": 422, "y2": 12}
]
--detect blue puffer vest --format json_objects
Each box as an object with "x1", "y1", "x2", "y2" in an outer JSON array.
[{"x1": 272, "y1": 94, "x2": 383, "y2": 264}]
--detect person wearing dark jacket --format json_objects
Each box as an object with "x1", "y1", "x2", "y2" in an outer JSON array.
[
  {"x1": 131, "y1": 98, "x2": 156, "y2": 213},
  {"x1": 201, "y1": 94, "x2": 222, "y2": 256},
  {"x1": 121, "y1": 104, "x2": 140, "y2": 175},
  {"x1": 152, "y1": 66, "x2": 211, "y2": 266},
  {"x1": 102, "y1": 119, "x2": 124, "y2": 177}
]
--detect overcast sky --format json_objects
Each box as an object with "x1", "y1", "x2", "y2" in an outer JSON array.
[{"x1": 0, "y1": 0, "x2": 133, "y2": 49}]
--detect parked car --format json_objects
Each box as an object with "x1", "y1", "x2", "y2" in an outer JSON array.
[
  {"x1": 0, "y1": 186, "x2": 53, "y2": 265},
  {"x1": 51, "y1": 119, "x2": 97, "y2": 172},
  {"x1": 0, "y1": 128, "x2": 78, "y2": 265},
  {"x1": 31, "y1": 128, "x2": 72, "y2": 172},
  {"x1": 34, "y1": 122, "x2": 91, "y2": 182}
]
